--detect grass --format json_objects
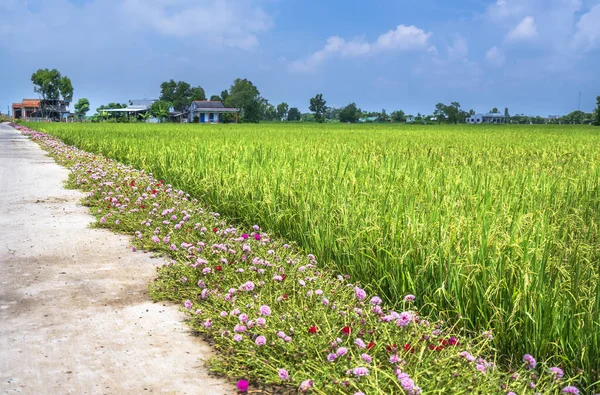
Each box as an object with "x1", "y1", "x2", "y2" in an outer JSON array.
[{"x1": 26, "y1": 121, "x2": 600, "y2": 389}]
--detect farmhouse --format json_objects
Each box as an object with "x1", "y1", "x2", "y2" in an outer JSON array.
[
  {"x1": 12, "y1": 99, "x2": 40, "y2": 120},
  {"x1": 465, "y1": 113, "x2": 506, "y2": 124},
  {"x1": 189, "y1": 101, "x2": 239, "y2": 123}
]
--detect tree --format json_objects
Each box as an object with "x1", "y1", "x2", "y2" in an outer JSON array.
[
  {"x1": 287, "y1": 107, "x2": 301, "y2": 121},
  {"x1": 159, "y1": 80, "x2": 206, "y2": 112},
  {"x1": 391, "y1": 110, "x2": 406, "y2": 122},
  {"x1": 339, "y1": 103, "x2": 360, "y2": 123},
  {"x1": 447, "y1": 102, "x2": 461, "y2": 124},
  {"x1": 31, "y1": 68, "x2": 74, "y2": 103},
  {"x1": 221, "y1": 90, "x2": 230, "y2": 103},
  {"x1": 74, "y1": 98, "x2": 90, "y2": 119},
  {"x1": 276, "y1": 102, "x2": 289, "y2": 120},
  {"x1": 504, "y1": 107, "x2": 510, "y2": 118},
  {"x1": 309, "y1": 94, "x2": 327, "y2": 123},
  {"x1": 491, "y1": 107, "x2": 499, "y2": 113},
  {"x1": 593, "y1": 96, "x2": 600, "y2": 126},
  {"x1": 433, "y1": 103, "x2": 446, "y2": 124},
  {"x1": 210, "y1": 95, "x2": 222, "y2": 102},
  {"x1": 150, "y1": 100, "x2": 172, "y2": 123}
]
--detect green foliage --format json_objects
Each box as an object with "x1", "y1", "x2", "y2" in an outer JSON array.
[
  {"x1": 22, "y1": 124, "x2": 590, "y2": 394},
  {"x1": 74, "y1": 98, "x2": 90, "y2": 119},
  {"x1": 391, "y1": 110, "x2": 406, "y2": 122},
  {"x1": 309, "y1": 94, "x2": 327, "y2": 123},
  {"x1": 276, "y1": 102, "x2": 289, "y2": 120},
  {"x1": 339, "y1": 103, "x2": 360, "y2": 123},
  {"x1": 210, "y1": 95, "x2": 222, "y2": 102},
  {"x1": 28, "y1": 123, "x2": 600, "y2": 391},
  {"x1": 224, "y1": 78, "x2": 261, "y2": 123},
  {"x1": 159, "y1": 79, "x2": 206, "y2": 112},
  {"x1": 31, "y1": 68, "x2": 73, "y2": 102},
  {"x1": 149, "y1": 100, "x2": 172, "y2": 123},
  {"x1": 287, "y1": 107, "x2": 301, "y2": 121},
  {"x1": 594, "y1": 96, "x2": 600, "y2": 126}
]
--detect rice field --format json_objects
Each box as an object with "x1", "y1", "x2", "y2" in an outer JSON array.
[{"x1": 30, "y1": 122, "x2": 600, "y2": 383}]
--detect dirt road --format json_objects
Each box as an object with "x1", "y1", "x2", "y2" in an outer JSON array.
[{"x1": 0, "y1": 123, "x2": 235, "y2": 394}]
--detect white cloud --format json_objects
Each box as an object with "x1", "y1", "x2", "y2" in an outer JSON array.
[
  {"x1": 572, "y1": 3, "x2": 600, "y2": 51},
  {"x1": 486, "y1": 46, "x2": 506, "y2": 66},
  {"x1": 447, "y1": 37, "x2": 469, "y2": 60},
  {"x1": 122, "y1": 0, "x2": 273, "y2": 50},
  {"x1": 289, "y1": 25, "x2": 431, "y2": 72},
  {"x1": 487, "y1": 0, "x2": 525, "y2": 20},
  {"x1": 506, "y1": 16, "x2": 537, "y2": 41}
]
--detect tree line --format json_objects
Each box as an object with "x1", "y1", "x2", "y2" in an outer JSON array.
[{"x1": 27, "y1": 68, "x2": 600, "y2": 126}]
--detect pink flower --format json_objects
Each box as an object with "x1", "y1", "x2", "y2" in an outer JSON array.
[
  {"x1": 389, "y1": 354, "x2": 401, "y2": 364},
  {"x1": 299, "y1": 380, "x2": 313, "y2": 392},
  {"x1": 234, "y1": 324, "x2": 247, "y2": 333},
  {"x1": 562, "y1": 387, "x2": 580, "y2": 394},
  {"x1": 237, "y1": 380, "x2": 249, "y2": 392},
  {"x1": 404, "y1": 294, "x2": 415, "y2": 302},
  {"x1": 204, "y1": 319, "x2": 212, "y2": 328},
  {"x1": 256, "y1": 317, "x2": 266, "y2": 327},
  {"x1": 360, "y1": 354, "x2": 372, "y2": 363},
  {"x1": 233, "y1": 334, "x2": 243, "y2": 342},
  {"x1": 352, "y1": 367, "x2": 369, "y2": 377},
  {"x1": 549, "y1": 367, "x2": 564, "y2": 380},
  {"x1": 220, "y1": 311, "x2": 228, "y2": 318},
  {"x1": 523, "y1": 354, "x2": 537, "y2": 370},
  {"x1": 354, "y1": 287, "x2": 367, "y2": 301},
  {"x1": 327, "y1": 353, "x2": 337, "y2": 362},
  {"x1": 396, "y1": 312, "x2": 412, "y2": 327},
  {"x1": 336, "y1": 347, "x2": 348, "y2": 357},
  {"x1": 239, "y1": 314, "x2": 249, "y2": 323},
  {"x1": 278, "y1": 369, "x2": 289, "y2": 381},
  {"x1": 354, "y1": 338, "x2": 366, "y2": 349},
  {"x1": 254, "y1": 234, "x2": 261, "y2": 241},
  {"x1": 183, "y1": 300, "x2": 192, "y2": 309},
  {"x1": 152, "y1": 236, "x2": 160, "y2": 243},
  {"x1": 255, "y1": 336, "x2": 266, "y2": 346},
  {"x1": 259, "y1": 305, "x2": 271, "y2": 316},
  {"x1": 370, "y1": 296, "x2": 382, "y2": 305}
]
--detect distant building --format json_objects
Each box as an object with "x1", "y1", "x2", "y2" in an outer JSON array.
[
  {"x1": 358, "y1": 116, "x2": 379, "y2": 123},
  {"x1": 12, "y1": 99, "x2": 40, "y2": 120},
  {"x1": 189, "y1": 101, "x2": 239, "y2": 123},
  {"x1": 466, "y1": 113, "x2": 506, "y2": 124}
]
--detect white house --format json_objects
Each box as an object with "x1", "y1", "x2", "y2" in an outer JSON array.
[
  {"x1": 189, "y1": 101, "x2": 239, "y2": 123},
  {"x1": 466, "y1": 113, "x2": 506, "y2": 124}
]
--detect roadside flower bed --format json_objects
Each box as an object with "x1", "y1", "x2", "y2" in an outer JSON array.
[{"x1": 16, "y1": 124, "x2": 586, "y2": 394}]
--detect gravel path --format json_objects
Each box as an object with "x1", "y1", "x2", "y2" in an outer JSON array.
[{"x1": 0, "y1": 123, "x2": 235, "y2": 394}]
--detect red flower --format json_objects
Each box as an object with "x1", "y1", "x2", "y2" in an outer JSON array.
[
  {"x1": 386, "y1": 344, "x2": 397, "y2": 353},
  {"x1": 428, "y1": 344, "x2": 435, "y2": 350},
  {"x1": 141, "y1": 205, "x2": 145, "y2": 209},
  {"x1": 212, "y1": 227, "x2": 218, "y2": 233},
  {"x1": 367, "y1": 341, "x2": 375, "y2": 350},
  {"x1": 439, "y1": 339, "x2": 448, "y2": 346},
  {"x1": 281, "y1": 274, "x2": 287, "y2": 281},
  {"x1": 282, "y1": 294, "x2": 288, "y2": 300},
  {"x1": 129, "y1": 179, "x2": 135, "y2": 186},
  {"x1": 215, "y1": 265, "x2": 223, "y2": 271},
  {"x1": 403, "y1": 343, "x2": 412, "y2": 351},
  {"x1": 308, "y1": 326, "x2": 318, "y2": 334},
  {"x1": 448, "y1": 337, "x2": 459, "y2": 346},
  {"x1": 152, "y1": 189, "x2": 158, "y2": 194},
  {"x1": 435, "y1": 346, "x2": 444, "y2": 351},
  {"x1": 341, "y1": 326, "x2": 352, "y2": 336}
]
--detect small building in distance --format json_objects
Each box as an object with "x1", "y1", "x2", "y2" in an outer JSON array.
[
  {"x1": 466, "y1": 113, "x2": 506, "y2": 124},
  {"x1": 12, "y1": 99, "x2": 41, "y2": 120},
  {"x1": 189, "y1": 101, "x2": 239, "y2": 123}
]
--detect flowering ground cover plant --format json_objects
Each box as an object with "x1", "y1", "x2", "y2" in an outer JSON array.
[{"x1": 16, "y1": 124, "x2": 594, "y2": 394}]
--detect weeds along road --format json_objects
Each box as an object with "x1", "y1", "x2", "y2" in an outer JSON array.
[{"x1": 0, "y1": 123, "x2": 234, "y2": 394}]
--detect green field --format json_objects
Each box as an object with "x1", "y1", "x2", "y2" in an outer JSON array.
[{"x1": 31, "y1": 122, "x2": 600, "y2": 382}]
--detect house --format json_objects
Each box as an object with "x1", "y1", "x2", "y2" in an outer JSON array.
[
  {"x1": 12, "y1": 99, "x2": 41, "y2": 120},
  {"x1": 101, "y1": 99, "x2": 154, "y2": 119},
  {"x1": 466, "y1": 113, "x2": 506, "y2": 124},
  {"x1": 358, "y1": 116, "x2": 379, "y2": 123},
  {"x1": 188, "y1": 101, "x2": 239, "y2": 123}
]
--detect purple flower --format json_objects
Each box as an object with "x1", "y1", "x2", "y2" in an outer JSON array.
[
  {"x1": 360, "y1": 353, "x2": 372, "y2": 363},
  {"x1": 396, "y1": 311, "x2": 412, "y2": 327},
  {"x1": 204, "y1": 319, "x2": 212, "y2": 328},
  {"x1": 299, "y1": 380, "x2": 313, "y2": 392},
  {"x1": 237, "y1": 380, "x2": 249, "y2": 392},
  {"x1": 255, "y1": 335, "x2": 266, "y2": 346},
  {"x1": 327, "y1": 353, "x2": 337, "y2": 362},
  {"x1": 259, "y1": 305, "x2": 271, "y2": 316},
  {"x1": 183, "y1": 300, "x2": 192, "y2": 309},
  {"x1": 352, "y1": 367, "x2": 369, "y2": 377},
  {"x1": 549, "y1": 367, "x2": 564, "y2": 380},
  {"x1": 562, "y1": 386, "x2": 580, "y2": 394},
  {"x1": 523, "y1": 354, "x2": 537, "y2": 370},
  {"x1": 336, "y1": 347, "x2": 348, "y2": 357},
  {"x1": 239, "y1": 313, "x2": 249, "y2": 323},
  {"x1": 404, "y1": 294, "x2": 415, "y2": 302},
  {"x1": 233, "y1": 334, "x2": 243, "y2": 342},
  {"x1": 278, "y1": 368, "x2": 289, "y2": 381},
  {"x1": 354, "y1": 287, "x2": 367, "y2": 301},
  {"x1": 254, "y1": 233, "x2": 261, "y2": 241},
  {"x1": 370, "y1": 296, "x2": 382, "y2": 305},
  {"x1": 256, "y1": 317, "x2": 266, "y2": 327},
  {"x1": 354, "y1": 338, "x2": 366, "y2": 349},
  {"x1": 389, "y1": 354, "x2": 401, "y2": 364}
]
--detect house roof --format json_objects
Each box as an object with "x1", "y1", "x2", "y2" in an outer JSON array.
[
  {"x1": 12, "y1": 103, "x2": 23, "y2": 109},
  {"x1": 192, "y1": 101, "x2": 225, "y2": 109},
  {"x1": 22, "y1": 99, "x2": 41, "y2": 107}
]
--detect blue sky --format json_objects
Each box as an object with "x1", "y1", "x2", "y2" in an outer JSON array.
[{"x1": 1, "y1": 0, "x2": 599, "y2": 116}]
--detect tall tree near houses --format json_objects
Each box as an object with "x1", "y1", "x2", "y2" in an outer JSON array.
[
  {"x1": 224, "y1": 78, "x2": 261, "y2": 123},
  {"x1": 159, "y1": 80, "x2": 206, "y2": 112},
  {"x1": 210, "y1": 95, "x2": 222, "y2": 102},
  {"x1": 74, "y1": 98, "x2": 90, "y2": 119},
  {"x1": 31, "y1": 68, "x2": 73, "y2": 102},
  {"x1": 276, "y1": 102, "x2": 289, "y2": 120},
  {"x1": 434, "y1": 103, "x2": 445, "y2": 124},
  {"x1": 491, "y1": 107, "x2": 499, "y2": 113},
  {"x1": 287, "y1": 107, "x2": 301, "y2": 121},
  {"x1": 504, "y1": 107, "x2": 510, "y2": 118},
  {"x1": 309, "y1": 93, "x2": 327, "y2": 123},
  {"x1": 593, "y1": 96, "x2": 600, "y2": 126}
]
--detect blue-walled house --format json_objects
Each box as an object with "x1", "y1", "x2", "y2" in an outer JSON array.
[{"x1": 189, "y1": 101, "x2": 239, "y2": 123}]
